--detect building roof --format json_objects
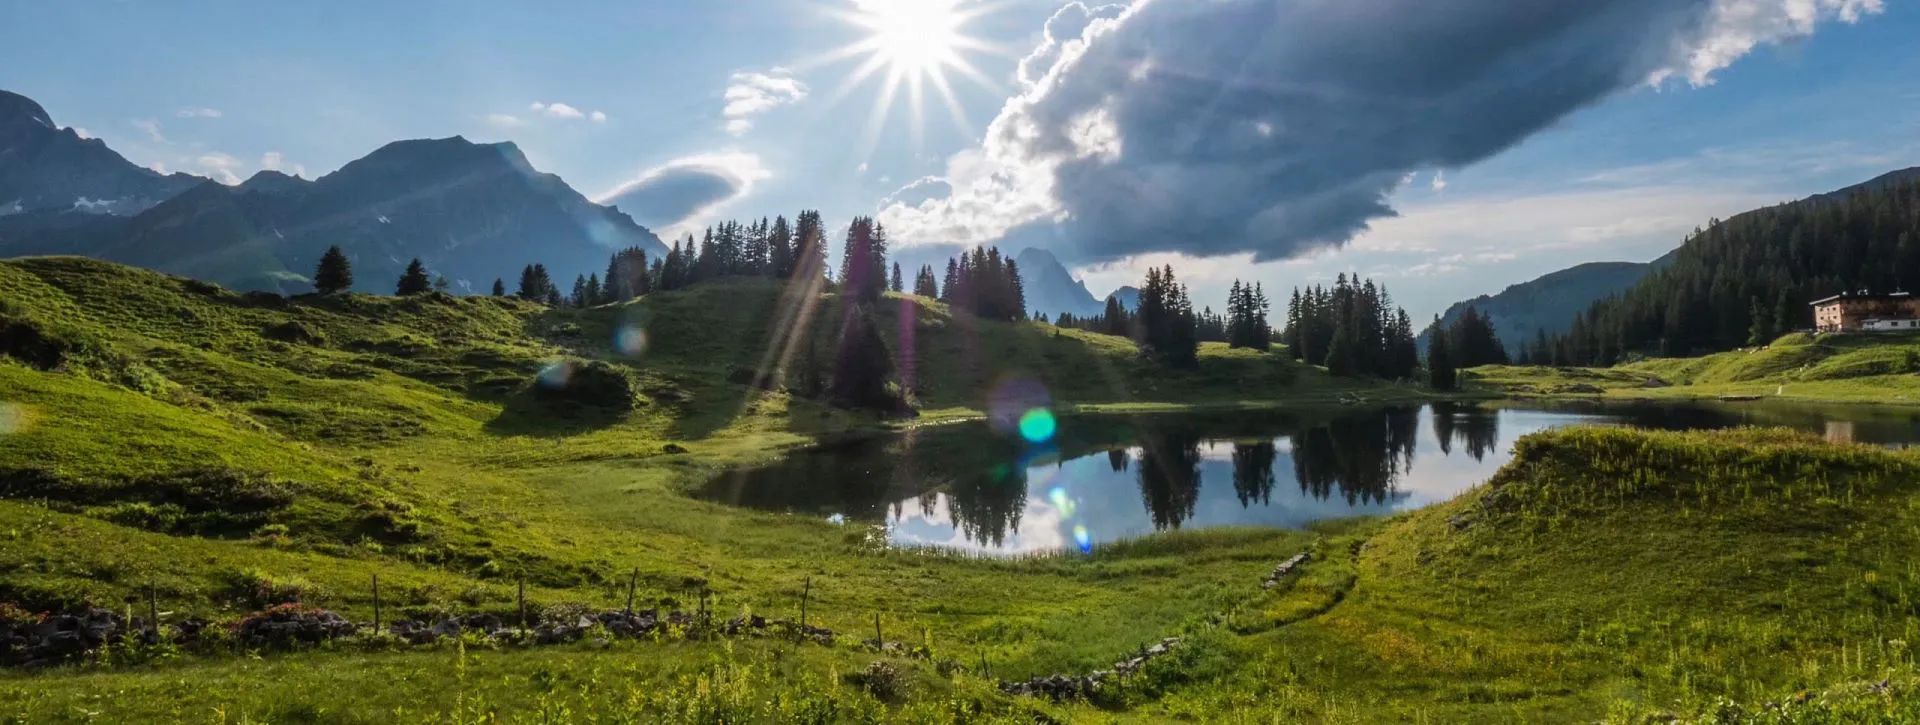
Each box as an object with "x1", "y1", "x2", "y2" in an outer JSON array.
[{"x1": 1810, "y1": 291, "x2": 1913, "y2": 307}]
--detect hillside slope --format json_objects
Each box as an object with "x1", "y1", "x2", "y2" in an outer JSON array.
[
  {"x1": 1138, "y1": 425, "x2": 1920, "y2": 720},
  {"x1": 1420, "y1": 256, "x2": 1671, "y2": 353}
]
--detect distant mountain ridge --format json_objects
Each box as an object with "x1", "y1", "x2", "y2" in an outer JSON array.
[
  {"x1": 0, "y1": 90, "x2": 667, "y2": 294},
  {"x1": 0, "y1": 90, "x2": 201, "y2": 217},
  {"x1": 1419, "y1": 255, "x2": 1674, "y2": 353},
  {"x1": 1014, "y1": 247, "x2": 1105, "y2": 318}
]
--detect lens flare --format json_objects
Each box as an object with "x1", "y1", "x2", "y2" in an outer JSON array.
[
  {"x1": 536, "y1": 361, "x2": 575, "y2": 390},
  {"x1": 0, "y1": 403, "x2": 25, "y2": 435},
  {"x1": 615, "y1": 324, "x2": 648, "y2": 356},
  {"x1": 1073, "y1": 525, "x2": 1093, "y2": 554},
  {"x1": 1018, "y1": 408, "x2": 1057, "y2": 444},
  {"x1": 1047, "y1": 485, "x2": 1076, "y2": 518}
]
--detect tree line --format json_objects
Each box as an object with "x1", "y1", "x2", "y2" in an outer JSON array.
[
  {"x1": 1280, "y1": 275, "x2": 1419, "y2": 380},
  {"x1": 1539, "y1": 175, "x2": 1920, "y2": 365},
  {"x1": 1424, "y1": 306, "x2": 1507, "y2": 390}
]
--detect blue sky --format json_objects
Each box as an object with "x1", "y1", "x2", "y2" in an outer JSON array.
[{"x1": 4, "y1": 0, "x2": 1917, "y2": 321}]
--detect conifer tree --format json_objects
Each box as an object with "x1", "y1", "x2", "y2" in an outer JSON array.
[
  {"x1": 570, "y1": 274, "x2": 589, "y2": 307},
  {"x1": 314, "y1": 245, "x2": 353, "y2": 294},
  {"x1": 768, "y1": 215, "x2": 795, "y2": 278},
  {"x1": 395, "y1": 257, "x2": 432, "y2": 296},
  {"x1": 491, "y1": 278, "x2": 506, "y2": 297},
  {"x1": 791, "y1": 211, "x2": 829, "y2": 284},
  {"x1": 913, "y1": 264, "x2": 939, "y2": 298},
  {"x1": 1428, "y1": 320, "x2": 1458, "y2": 390},
  {"x1": 891, "y1": 262, "x2": 904, "y2": 293}
]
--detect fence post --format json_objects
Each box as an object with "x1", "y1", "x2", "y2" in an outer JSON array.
[
  {"x1": 517, "y1": 578, "x2": 527, "y2": 631},
  {"x1": 800, "y1": 576, "x2": 811, "y2": 630},
  {"x1": 624, "y1": 568, "x2": 638, "y2": 614},
  {"x1": 146, "y1": 583, "x2": 160, "y2": 643},
  {"x1": 372, "y1": 574, "x2": 382, "y2": 635},
  {"x1": 874, "y1": 612, "x2": 882, "y2": 647}
]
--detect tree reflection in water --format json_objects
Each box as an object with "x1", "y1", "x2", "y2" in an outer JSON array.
[
  {"x1": 703, "y1": 404, "x2": 1504, "y2": 547},
  {"x1": 1230, "y1": 441, "x2": 1278, "y2": 506},
  {"x1": 1136, "y1": 431, "x2": 1203, "y2": 530},
  {"x1": 1431, "y1": 402, "x2": 1501, "y2": 461},
  {"x1": 1288, "y1": 406, "x2": 1421, "y2": 505}
]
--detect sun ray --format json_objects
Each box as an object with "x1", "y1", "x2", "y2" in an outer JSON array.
[{"x1": 809, "y1": 0, "x2": 1000, "y2": 148}]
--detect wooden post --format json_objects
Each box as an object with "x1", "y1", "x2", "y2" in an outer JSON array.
[
  {"x1": 517, "y1": 578, "x2": 527, "y2": 631},
  {"x1": 146, "y1": 584, "x2": 160, "y2": 642},
  {"x1": 800, "y1": 577, "x2": 811, "y2": 629},
  {"x1": 873, "y1": 612, "x2": 882, "y2": 646},
  {"x1": 624, "y1": 568, "x2": 638, "y2": 614},
  {"x1": 372, "y1": 574, "x2": 382, "y2": 635}
]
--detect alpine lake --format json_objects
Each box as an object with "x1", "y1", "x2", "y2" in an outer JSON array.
[{"x1": 700, "y1": 400, "x2": 1920, "y2": 555}]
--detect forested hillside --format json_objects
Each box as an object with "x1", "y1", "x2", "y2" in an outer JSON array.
[
  {"x1": 1419, "y1": 258, "x2": 1669, "y2": 353},
  {"x1": 1540, "y1": 168, "x2": 1920, "y2": 364}
]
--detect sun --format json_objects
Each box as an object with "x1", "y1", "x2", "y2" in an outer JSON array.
[
  {"x1": 807, "y1": 0, "x2": 1009, "y2": 154},
  {"x1": 857, "y1": 0, "x2": 965, "y2": 77}
]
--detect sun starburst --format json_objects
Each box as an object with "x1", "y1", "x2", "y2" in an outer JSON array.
[{"x1": 803, "y1": 0, "x2": 1011, "y2": 157}]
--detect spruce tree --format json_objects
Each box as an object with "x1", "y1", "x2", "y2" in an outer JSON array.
[
  {"x1": 1428, "y1": 322, "x2": 1458, "y2": 390},
  {"x1": 828, "y1": 302, "x2": 898, "y2": 410},
  {"x1": 891, "y1": 262, "x2": 904, "y2": 293},
  {"x1": 314, "y1": 245, "x2": 353, "y2": 294},
  {"x1": 396, "y1": 258, "x2": 432, "y2": 296},
  {"x1": 491, "y1": 278, "x2": 506, "y2": 297}
]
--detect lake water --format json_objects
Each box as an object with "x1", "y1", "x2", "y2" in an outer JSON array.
[{"x1": 699, "y1": 401, "x2": 1920, "y2": 555}]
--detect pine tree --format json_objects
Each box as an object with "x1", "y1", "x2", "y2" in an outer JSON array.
[
  {"x1": 491, "y1": 278, "x2": 506, "y2": 297},
  {"x1": 913, "y1": 264, "x2": 939, "y2": 298},
  {"x1": 891, "y1": 262, "x2": 904, "y2": 293},
  {"x1": 395, "y1": 258, "x2": 432, "y2": 296},
  {"x1": 570, "y1": 274, "x2": 589, "y2": 307},
  {"x1": 828, "y1": 302, "x2": 898, "y2": 410},
  {"x1": 433, "y1": 275, "x2": 450, "y2": 293},
  {"x1": 314, "y1": 245, "x2": 353, "y2": 294},
  {"x1": 768, "y1": 215, "x2": 795, "y2": 278},
  {"x1": 1747, "y1": 296, "x2": 1774, "y2": 346},
  {"x1": 1428, "y1": 321, "x2": 1458, "y2": 390},
  {"x1": 791, "y1": 211, "x2": 828, "y2": 284},
  {"x1": 585, "y1": 274, "x2": 602, "y2": 306}
]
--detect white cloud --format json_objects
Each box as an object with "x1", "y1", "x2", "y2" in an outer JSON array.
[
  {"x1": 530, "y1": 101, "x2": 584, "y2": 119},
  {"x1": 722, "y1": 69, "x2": 809, "y2": 136},
  {"x1": 131, "y1": 119, "x2": 166, "y2": 143},
  {"x1": 524, "y1": 101, "x2": 607, "y2": 123},
  {"x1": 1430, "y1": 171, "x2": 1448, "y2": 193},
  {"x1": 175, "y1": 107, "x2": 223, "y2": 119},
  {"x1": 259, "y1": 151, "x2": 306, "y2": 177},
  {"x1": 1658, "y1": 0, "x2": 1885, "y2": 86},
  {"x1": 485, "y1": 113, "x2": 527, "y2": 128},
  {"x1": 195, "y1": 152, "x2": 245, "y2": 185},
  {"x1": 597, "y1": 151, "x2": 773, "y2": 240}
]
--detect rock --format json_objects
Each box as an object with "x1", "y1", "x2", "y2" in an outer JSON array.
[
  {"x1": 662, "y1": 444, "x2": 688, "y2": 455},
  {"x1": 233, "y1": 605, "x2": 355, "y2": 649}
]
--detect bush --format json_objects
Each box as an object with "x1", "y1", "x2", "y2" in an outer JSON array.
[
  {"x1": 844, "y1": 660, "x2": 908, "y2": 702},
  {"x1": 530, "y1": 360, "x2": 639, "y2": 411}
]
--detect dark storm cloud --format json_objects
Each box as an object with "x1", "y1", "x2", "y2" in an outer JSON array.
[{"x1": 880, "y1": 0, "x2": 1880, "y2": 265}]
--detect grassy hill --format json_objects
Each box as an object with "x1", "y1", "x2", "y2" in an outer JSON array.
[
  {"x1": 7, "y1": 256, "x2": 1918, "y2": 721},
  {"x1": 1467, "y1": 330, "x2": 1920, "y2": 404}
]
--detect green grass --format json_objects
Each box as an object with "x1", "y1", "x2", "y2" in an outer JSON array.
[
  {"x1": 1467, "y1": 330, "x2": 1920, "y2": 406},
  {"x1": 8, "y1": 257, "x2": 1920, "y2": 722}
]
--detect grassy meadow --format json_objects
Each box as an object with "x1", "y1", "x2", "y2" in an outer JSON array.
[
  {"x1": 1467, "y1": 330, "x2": 1920, "y2": 405},
  {"x1": 4, "y1": 257, "x2": 1920, "y2": 722}
]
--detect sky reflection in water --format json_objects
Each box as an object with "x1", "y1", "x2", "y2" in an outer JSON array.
[{"x1": 701, "y1": 402, "x2": 1920, "y2": 555}]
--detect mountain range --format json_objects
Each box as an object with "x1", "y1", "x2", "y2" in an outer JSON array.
[
  {"x1": 0, "y1": 90, "x2": 666, "y2": 294},
  {"x1": 1420, "y1": 165, "x2": 1920, "y2": 357},
  {"x1": 1418, "y1": 256, "x2": 1673, "y2": 353}
]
